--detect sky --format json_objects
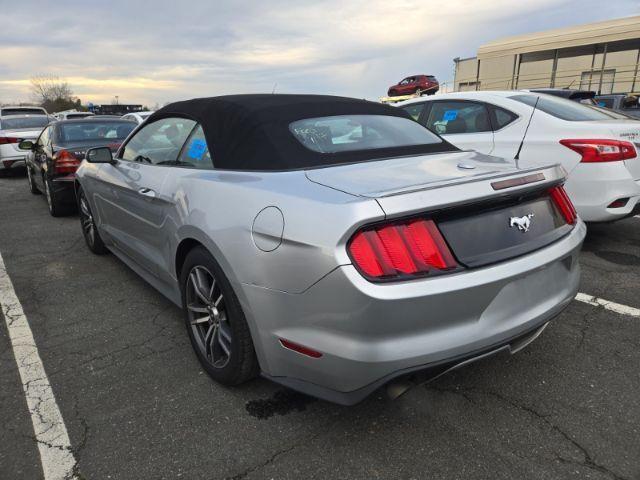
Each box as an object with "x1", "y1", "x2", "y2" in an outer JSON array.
[{"x1": 0, "y1": 0, "x2": 638, "y2": 107}]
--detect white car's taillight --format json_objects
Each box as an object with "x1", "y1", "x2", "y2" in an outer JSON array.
[{"x1": 559, "y1": 139, "x2": 637, "y2": 162}]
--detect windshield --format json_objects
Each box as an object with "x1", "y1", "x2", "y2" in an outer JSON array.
[
  {"x1": 289, "y1": 115, "x2": 442, "y2": 154},
  {"x1": 510, "y1": 94, "x2": 626, "y2": 121},
  {"x1": 0, "y1": 116, "x2": 50, "y2": 130},
  {"x1": 58, "y1": 121, "x2": 135, "y2": 143}
]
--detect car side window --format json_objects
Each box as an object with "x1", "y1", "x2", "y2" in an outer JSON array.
[
  {"x1": 177, "y1": 125, "x2": 213, "y2": 170},
  {"x1": 491, "y1": 106, "x2": 518, "y2": 129},
  {"x1": 401, "y1": 103, "x2": 425, "y2": 121},
  {"x1": 425, "y1": 101, "x2": 491, "y2": 135},
  {"x1": 121, "y1": 117, "x2": 196, "y2": 165}
]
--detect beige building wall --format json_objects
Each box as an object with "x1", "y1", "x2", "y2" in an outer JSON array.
[
  {"x1": 478, "y1": 56, "x2": 515, "y2": 89},
  {"x1": 454, "y1": 57, "x2": 479, "y2": 90},
  {"x1": 453, "y1": 16, "x2": 640, "y2": 94}
]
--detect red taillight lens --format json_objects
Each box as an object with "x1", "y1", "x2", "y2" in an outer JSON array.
[
  {"x1": 348, "y1": 219, "x2": 458, "y2": 280},
  {"x1": 0, "y1": 136, "x2": 19, "y2": 145},
  {"x1": 560, "y1": 139, "x2": 637, "y2": 162},
  {"x1": 549, "y1": 185, "x2": 577, "y2": 225},
  {"x1": 53, "y1": 149, "x2": 80, "y2": 174}
]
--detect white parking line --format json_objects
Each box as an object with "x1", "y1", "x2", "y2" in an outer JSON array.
[
  {"x1": 0, "y1": 252, "x2": 77, "y2": 480},
  {"x1": 575, "y1": 292, "x2": 640, "y2": 318}
]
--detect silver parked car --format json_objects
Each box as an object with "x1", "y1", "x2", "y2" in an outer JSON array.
[{"x1": 75, "y1": 95, "x2": 585, "y2": 405}]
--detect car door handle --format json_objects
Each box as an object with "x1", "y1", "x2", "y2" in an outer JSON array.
[{"x1": 138, "y1": 187, "x2": 156, "y2": 198}]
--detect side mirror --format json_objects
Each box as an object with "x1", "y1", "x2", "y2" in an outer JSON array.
[
  {"x1": 86, "y1": 147, "x2": 115, "y2": 164},
  {"x1": 18, "y1": 140, "x2": 34, "y2": 151}
]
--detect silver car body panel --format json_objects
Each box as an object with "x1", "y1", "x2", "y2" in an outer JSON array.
[{"x1": 76, "y1": 149, "x2": 584, "y2": 404}]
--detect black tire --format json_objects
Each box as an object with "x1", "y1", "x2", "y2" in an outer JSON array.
[
  {"x1": 43, "y1": 174, "x2": 70, "y2": 217},
  {"x1": 389, "y1": 89, "x2": 398, "y2": 97},
  {"x1": 78, "y1": 187, "x2": 108, "y2": 254},
  {"x1": 180, "y1": 246, "x2": 258, "y2": 385},
  {"x1": 27, "y1": 166, "x2": 40, "y2": 194}
]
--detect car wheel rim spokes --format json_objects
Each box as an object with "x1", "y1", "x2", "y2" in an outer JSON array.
[
  {"x1": 186, "y1": 265, "x2": 231, "y2": 368},
  {"x1": 79, "y1": 196, "x2": 95, "y2": 244}
]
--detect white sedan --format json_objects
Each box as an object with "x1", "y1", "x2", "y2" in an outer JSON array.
[
  {"x1": 397, "y1": 91, "x2": 640, "y2": 222},
  {"x1": 121, "y1": 111, "x2": 154, "y2": 124},
  {"x1": 0, "y1": 115, "x2": 50, "y2": 172}
]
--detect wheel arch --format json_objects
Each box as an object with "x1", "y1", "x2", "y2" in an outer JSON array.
[
  {"x1": 173, "y1": 226, "x2": 241, "y2": 288},
  {"x1": 173, "y1": 228, "x2": 267, "y2": 371}
]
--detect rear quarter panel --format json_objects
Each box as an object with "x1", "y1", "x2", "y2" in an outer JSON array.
[{"x1": 160, "y1": 169, "x2": 385, "y2": 295}]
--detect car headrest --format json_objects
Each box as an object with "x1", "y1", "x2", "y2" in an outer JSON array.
[
  {"x1": 445, "y1": 117, "x2": 467, "y2": 134},
  {"x1": 474, "y1": 114, "x2": 490, "y2": 131}
]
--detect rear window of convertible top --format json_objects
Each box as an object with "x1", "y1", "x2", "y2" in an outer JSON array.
[{"x1": 289, "y1": 114, "x2": 443, "y2": 154}]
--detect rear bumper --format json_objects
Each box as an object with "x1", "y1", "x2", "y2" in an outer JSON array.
[
  {"x1": 566, "y1": 163, "x2": 640, "y2": 222},
  {"x1": 0, "y1": 155, "x2": 27, "y2": 170},
  {"x1": 241, "y1": 221, "x2": 586, "y2": 404}
]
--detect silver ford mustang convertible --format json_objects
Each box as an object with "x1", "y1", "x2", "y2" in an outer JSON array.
[{"x1": 76, "y1": 94, "x2": 585, "y2": 405}]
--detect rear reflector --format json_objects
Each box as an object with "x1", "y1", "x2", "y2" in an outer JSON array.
[
  {"x1": 607, "y1": 198, "x2": 629, "y2": 209},
  {"x1": 348, "y1": 219, "x2": 458, "y2": 280},
  {"x1": 0, "y1": 136, "x2": 19, "y2": 145},
  {"x1": 549, "y1": 185, "x2": 577, "y2": 224},
  {"x1": 279, "y1": 339, "x2": 323, "y2": 358},
  {"x1": 2, "y1": 160, "x2": 16, "y2": 168},
  {"x1": 53, "y1": 149, "x2": 81, "y2": 174},
  {"x1": 560, "y1": 139, "x2": 637, "y2": 162},
  {"x1": 491, "y1": 173, "x2": 545, "y2": 190}
]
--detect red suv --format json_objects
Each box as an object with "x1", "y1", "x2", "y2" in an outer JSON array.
[{"x1": 387, "y1": 75, "x2": 439, "y2": 97}]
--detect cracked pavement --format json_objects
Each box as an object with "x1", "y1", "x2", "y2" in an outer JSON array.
[{"x1": 0, "y1": 172, "x2": 639, "y2": 480}]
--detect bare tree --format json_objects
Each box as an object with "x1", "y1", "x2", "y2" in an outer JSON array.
[{"x1": 30, "y1": 75, "x2": 80, "y2": 113}]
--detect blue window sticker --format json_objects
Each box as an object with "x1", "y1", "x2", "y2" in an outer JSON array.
[
  {"x1": 187, "y1": 139, "x2": 207, "y2": 159},
  {"x1": 443, "y1": 110, "x2": 458, "y2": 121}
]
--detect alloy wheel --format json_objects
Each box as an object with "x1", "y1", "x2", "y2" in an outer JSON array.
[
  {"x1": 79, "y1": 194, "x2": 95, "y2": 246},
  {"x1": 186, "y1": 265, "x2": 232, "y2": 369}
]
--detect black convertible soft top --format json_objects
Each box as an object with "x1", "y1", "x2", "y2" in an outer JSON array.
[{"x1": 147, "y1": 94, "x2": 457, "y2": 171}]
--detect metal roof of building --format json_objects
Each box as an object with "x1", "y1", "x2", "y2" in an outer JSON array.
[{"x1": 477, "y1": 15, "x2": 640, "y2": 59}]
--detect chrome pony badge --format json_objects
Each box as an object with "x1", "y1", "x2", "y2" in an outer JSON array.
[{"x1": 509, "y1": 213, "x2": 534, "y2": 232}]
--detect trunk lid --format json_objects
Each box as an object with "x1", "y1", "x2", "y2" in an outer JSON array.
[
  {"x1": 311, "y1": 152, "x2": 571, "y2": 269},
  {"x1": 54, "y1": 139, "x2": 123, "y2": 159},
  {"x1": 306, "y1": 150, "x2": 554, "y2": 198},
  {"x1": 1, "y1": 128, "x2": 42, "y2": 152}
]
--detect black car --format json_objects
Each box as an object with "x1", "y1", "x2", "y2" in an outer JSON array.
[
  {"x1": 528, "y1": 88, "x2": 596, "y2": 104},
  {"x1": 19, "y1": 118, "x2": 136, "y2": 216}
]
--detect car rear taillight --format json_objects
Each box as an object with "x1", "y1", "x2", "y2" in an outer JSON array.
[
  {"x1": 559, "y1": 139, "x2": 637, "y2": 162},
  {"x1": 549, "y1": 185, "x2": 577, "y2": 225},
  {"x1": 0, "y1": 136, "x2": 19, "y2": 145},
  {"x1": 348, "y1": 219, "x2": 458, "y2": 280},
  {"x1": 53, "y1": 149, "x2": 80, "y2": 174}
]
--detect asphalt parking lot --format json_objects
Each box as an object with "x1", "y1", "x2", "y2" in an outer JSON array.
[{"x1": 0, "y1": 171, "x2": 639, "y2": 480}]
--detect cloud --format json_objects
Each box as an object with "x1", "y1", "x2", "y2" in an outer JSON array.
[{"x1": 0, "y1": 0, "x2": 638, "y2": 106}]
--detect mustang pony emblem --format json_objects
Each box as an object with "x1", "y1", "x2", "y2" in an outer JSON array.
[{"x1": 509, "y1": 214, "x2": 534, "y2": 232}]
